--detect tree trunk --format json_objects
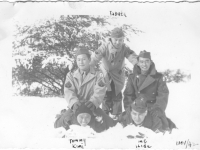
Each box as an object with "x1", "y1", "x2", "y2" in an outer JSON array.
[{"x1": 61, "y1": 65, "x2": 69, "y2": 95}]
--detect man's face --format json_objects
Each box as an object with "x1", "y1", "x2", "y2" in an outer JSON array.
[
  {"x1": 111, "y1": 37, "x2": 124, "y2": 49},
  {"x1": 77, "y1": 113, "x2": 91, "y2": 127},
  {"x1": 138, "y1": 57, "x2": 151, "y2": 72},
  {"x1": 76, "y1": 54, "x2": 90, "y2": 71},
  {"x1": 131, "y1": 109, "x2": 147, "y2": 125}
]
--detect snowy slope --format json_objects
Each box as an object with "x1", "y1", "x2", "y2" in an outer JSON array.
[{"x1": 0, "y1": 82, "x2": 200, "y2": 149}]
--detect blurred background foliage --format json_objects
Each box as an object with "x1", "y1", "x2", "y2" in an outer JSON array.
[{"x1": 12, "y1": 15, "x2": 190, "y2": 97}]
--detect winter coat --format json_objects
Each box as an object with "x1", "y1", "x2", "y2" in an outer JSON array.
[
  {"x1": 64, "y1": 67, "x2": 106, "y2": 109},
  {"x1": 118, "y1": 110, "x2": 177, "y2": 133},
  {"x1": 54, "y1": 108, "x2": 117, "y2": 133},
  {"x1": 90, "y1": 38, "x2": 137, "y2": 96},
  {"x1": 123, "y1": 62, "x2": 169, "y2": 111}
]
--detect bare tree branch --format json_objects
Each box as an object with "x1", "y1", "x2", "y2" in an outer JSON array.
[
  {"x1": 35, "y1": 69, "x2": 62, "y2": 87},
  {"x1": 47, "y1": 67, "x2": 64, "y2": 82}
]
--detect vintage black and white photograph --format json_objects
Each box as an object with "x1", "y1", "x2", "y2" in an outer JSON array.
[{"x1": 0, "y1": 1, "x2": 200, "y2": 149}]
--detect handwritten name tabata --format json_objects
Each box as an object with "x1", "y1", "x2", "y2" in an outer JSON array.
[{"x1": 110, "y1": 11, "x2": 127, "y2": 17}]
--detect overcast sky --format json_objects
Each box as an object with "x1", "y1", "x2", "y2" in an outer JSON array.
[{"x1": 0, "y1": 2, "x2": 200, "y2": 87}]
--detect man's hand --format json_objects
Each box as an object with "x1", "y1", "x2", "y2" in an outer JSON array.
[
  {"x1": 85, "y1": 101, "x2": 96, "y2": 111},
  {"x1": 151, "y1": 107, "x2": 171, "y2": 132},
  {"x1": 127, "y1": 54, "x2": 138, "y2": 66},
  {"x1": 95, "y1": 116, "x2": 103, "y2": 123},
  {"x1": 150, "y1": 107, "x2": 164, "y2": 118},
  {"x1": 72, "y1": 102, "x2": 81, "y2": 112}
]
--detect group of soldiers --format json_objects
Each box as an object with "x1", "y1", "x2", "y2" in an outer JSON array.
[{"x1": 54, "y1": 27, "x2": 177, "y2": 134}]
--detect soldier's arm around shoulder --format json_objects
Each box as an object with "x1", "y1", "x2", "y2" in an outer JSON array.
[
  {"x1": 64, "y1": 72, "x2": 79, "y2": 109},
  {"x1": 89, "y1": 70, "x2": 107, "y2": 108},
  {"x1": 124, "y1": 45, "x2": 138, "y2": 66},
  {"x1": 155, "y1": 73, "x2": 169, "y2": 111},
  {"x1": 90, "y1": 42, "x2": 107, "y2": 67},
  {"x1": 123, "y1": 74, "x2": 136, "y2": 111}
]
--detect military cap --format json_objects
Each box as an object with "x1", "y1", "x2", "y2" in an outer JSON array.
[
  {"x1": 131, "y1": 95, "x2": 148, "y2": 113},
  {"x1": 110, "y1": 27, "x2": 125, "y2": 38},
  {"x1": 138, "y1": 50, "x2": 151, "y2": 60},
  {"x1": 75, "y1": 47, "x2": 90, "y2": 57},
  {"x1": 75, "y1": 103, "x2": 93, "y2": 116},
  {"x1": 75, "y1": 103, "x2": 94, "y2": 124}
]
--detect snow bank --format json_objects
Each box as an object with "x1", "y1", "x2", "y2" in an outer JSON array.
[{"x1": 0, "y1": 82, "x2": 200, "y2": 149}]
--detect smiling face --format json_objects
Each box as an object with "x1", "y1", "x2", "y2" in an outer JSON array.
[
  {"x1": 111, "y1": 37, "x2": 124, "y2": 50},
  {"x1": 76, "y1": 54, "x2": 90, "y2": 72},
  {"x1": 131, "y1": 109, "x2": 147, "y2": 125},
  {"x1": 77, "y1": 113, "x2": 91, "y2": 127},
  {"x1": 138, "y1": 57, "x2": 152, "y2": 72}
]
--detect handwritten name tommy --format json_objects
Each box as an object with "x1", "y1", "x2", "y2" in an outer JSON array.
[
  {"x1": 110, "y1": 11, "x2": 127, "y2": 17},
  {"x1": 69, "y1": 138, "x2": 86, "y2": 149}
]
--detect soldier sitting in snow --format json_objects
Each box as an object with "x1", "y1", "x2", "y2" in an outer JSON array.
[
  {"x1": 119, "y1": 95, "x2": 176, "y2": 133},
  {"x1": 54, "y1": 47, "x2": 116, "y2": 133}
]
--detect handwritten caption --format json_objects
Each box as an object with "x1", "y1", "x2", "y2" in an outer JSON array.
[
  {"x1": 176, "y1": 139, "x2": 198, "y2": 148},
  {"x1": 136, "y1": 138, "x2": 152, "y2": 149},
  {"x1": 110, "y1": 11, "x2": 127, "y2": 17},
  {"x1": 69, "y1": 138, "x2": 86, "y2": 149}
]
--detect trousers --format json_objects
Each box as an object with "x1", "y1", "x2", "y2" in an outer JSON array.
[{"x1": 102, "y1": 80, "x2": 122, "y2": 115}]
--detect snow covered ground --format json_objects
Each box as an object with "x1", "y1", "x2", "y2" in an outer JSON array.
[{"x1": 0, "y1": 81, "x2": 200, "y2": 149}]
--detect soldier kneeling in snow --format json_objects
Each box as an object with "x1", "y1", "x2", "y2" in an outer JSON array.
[
  {"x1": 54, "y1": 47, "x2": 116, "y2": 133},
  {"x1": 123, "y1": 50, "x2": 169, "y2": 116},
  {"x1": 119, "y1": 96, "x2": 176, "y2": 133},
  {"x1": 121, "y1": 50, "x2": 177, "y2": 133}
]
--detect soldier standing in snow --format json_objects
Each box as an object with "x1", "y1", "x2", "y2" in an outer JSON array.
[
  {"x1": 123, "y1": 50, "x2": 169, "y2": 119},
  {"x1": 54, "y1": 47, "x2": 116, "y2": 132},
  {"x1": 90, "y1": 27, "x2": 138, "y2": 119}
]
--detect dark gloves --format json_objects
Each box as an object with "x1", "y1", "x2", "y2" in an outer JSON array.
[
  {"x1": 54, "y1": 109, "x2": 73, "y2": 129},
  {"x1": 150, "y1": 107, "x2": 171, "y2": 132},
  {"x1": 150, "y1": 107, "x2": 164, "y2": 118},
  {"x1": 85, "y1": 101, "x2": 96, "y2": 111},
  {"x1": 55, "y1": 109, "x2": 67, "y2": 119},
  {"x1": 72, "y1": 101, "x2": 81, "y2": 112}
]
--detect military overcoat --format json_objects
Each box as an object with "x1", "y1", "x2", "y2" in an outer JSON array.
[{"x1": 123, "y1": 62, "x2": 169, "y2": 111}]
